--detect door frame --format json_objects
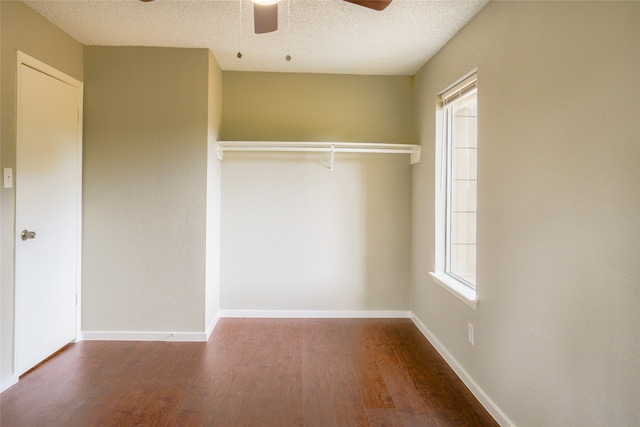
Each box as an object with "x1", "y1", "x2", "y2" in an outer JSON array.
[{"x1": 14, "y1": 51, "x2": 83, "y2": 370}]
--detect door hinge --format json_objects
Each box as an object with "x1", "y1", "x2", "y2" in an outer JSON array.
[
  {"x1": 77, "y1": 109, "x2": 80, "y2": 123},
  {"x1": 75, "y1": 293, "x2": 78, "y2": 305}
]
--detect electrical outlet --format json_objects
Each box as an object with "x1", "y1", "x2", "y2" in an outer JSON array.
[{"x1": 468, "y1": 323, "x2": 475, "y2": 345}]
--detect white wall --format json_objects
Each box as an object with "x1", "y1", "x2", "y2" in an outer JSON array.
[
  {"x1": 206, "y1": 50, "x2": 223, "y2": 330},
  {"x1": 220, "y1": 72, "x2": 415, "y2": 314},
  {"x1": 412, "y1": 1, "x2": 639, "y2": 425},
  {"x1": 221, "y1": 152, "x2": 412, "y2": 313}
]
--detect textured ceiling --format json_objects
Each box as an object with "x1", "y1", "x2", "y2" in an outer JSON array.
[{"x1": 22, "y1": 0, "x2": 488, "y2": 76}]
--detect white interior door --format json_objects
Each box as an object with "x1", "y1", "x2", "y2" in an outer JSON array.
[{"x1": 15, "y1": 54, "x2": 82, "y2": 376}]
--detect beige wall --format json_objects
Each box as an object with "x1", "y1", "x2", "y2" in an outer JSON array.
[
  {"x1": 82, "y1": 47, "x2": 214, "y2": 333},
  {"x1": 411, "y1": 1, "x2": 640, "y2": 425},
  {"x1": 220, "y1": 72, "x2": 414, "y2": 312},
  {"x1": 221, "y1": 71, "x2": 416, "y2": 144},
  {"x1": 0, "y1": 0, "x2": 83, "y2": 386}
]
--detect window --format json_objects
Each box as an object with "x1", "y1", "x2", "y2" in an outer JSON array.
[{"x1": 431, "y1": 72, "x2": 478, "y2": 309}]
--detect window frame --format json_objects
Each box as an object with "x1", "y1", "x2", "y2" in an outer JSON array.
[{"x1": 430, "y1": 71, "x2": 478, "y2": 310}]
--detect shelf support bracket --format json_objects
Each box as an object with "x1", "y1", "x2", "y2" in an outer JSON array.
[{"x1": 329, "y1": 144, "x2": 335, "y2": 171}]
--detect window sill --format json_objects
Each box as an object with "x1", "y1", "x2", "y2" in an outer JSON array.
[{"x1": 429, "y1": 272, "x2": 478, "y2": 310}]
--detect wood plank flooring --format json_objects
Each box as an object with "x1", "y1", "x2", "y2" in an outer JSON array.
[{"x1": 0, "y1": 318, "x2": 498, "y2": 426}]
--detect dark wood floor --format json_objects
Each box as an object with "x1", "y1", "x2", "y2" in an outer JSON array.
[{"x1": 0, "y1": 318, "x2": 497, "y2": 427}]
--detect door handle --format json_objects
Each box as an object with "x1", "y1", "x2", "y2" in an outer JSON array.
[{"x1": 21, "y1": 230, "x2": 36, "y2": 241}]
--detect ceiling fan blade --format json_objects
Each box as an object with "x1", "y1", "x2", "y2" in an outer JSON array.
[
  {"x1": 343, "y1": 0, "x2": 392, "y2": 11},
  {"x1": 254, "y1": 3, "x2": 278, "y2": 34}
]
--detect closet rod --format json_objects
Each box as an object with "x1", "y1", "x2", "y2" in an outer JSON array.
[{"x1": 216, "y1": 141, "x2": 421, "y2": 164}]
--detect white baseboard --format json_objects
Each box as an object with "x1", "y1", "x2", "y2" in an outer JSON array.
[
  {"x1": 205, "y1": 311, "x2": 221, "y2": 340},
  {"x1": 1, "y1": 374, "x2": 19, "y2": 393},
  {"x1": 410, "y1": 313, "x2": 515, "y2": 427},
  {"x1": 80, "y1": 311, "x2": 409, "y2": 342},
  {"x1": 82, "y1": 330, "x2": 209, "y2": 342},
  {"x1": 220, "y1": 310, "x2": 412, "y2": 319},
  {"x1": 82, "y1": 312, "x2": 224, "y2": 343}
]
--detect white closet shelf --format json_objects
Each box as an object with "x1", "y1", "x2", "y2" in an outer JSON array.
[{"x1": 216, "y1": 141, "x2": 421, "y2": 165}]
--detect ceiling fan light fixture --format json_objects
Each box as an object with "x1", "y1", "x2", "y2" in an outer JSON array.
[{"x1": 251, "y1": 0, "x2": 282, "y2": 5}]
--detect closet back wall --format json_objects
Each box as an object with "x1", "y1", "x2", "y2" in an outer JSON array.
[{"x1": 220, "y1": 72, "x2": 416, "y2": 313}]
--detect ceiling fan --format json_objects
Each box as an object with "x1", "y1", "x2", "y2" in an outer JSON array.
[
  {"x1": 140, "y1": 0, "x2": 392, "y2": 34},
  {"x1": 252, "y1": 0, "x2": 392, "y2": 34}
]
